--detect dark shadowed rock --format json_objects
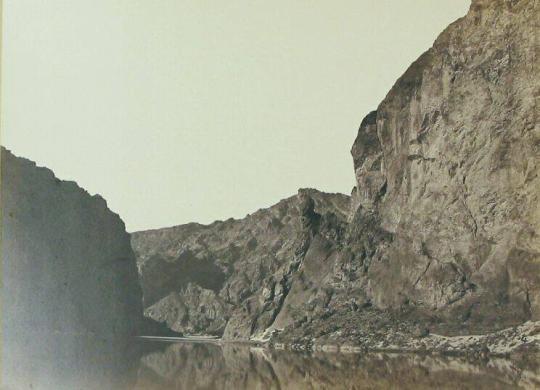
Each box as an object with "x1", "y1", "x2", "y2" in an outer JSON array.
[{"x1": 1, "y1": 147, "x2": 144, "y2": 389}]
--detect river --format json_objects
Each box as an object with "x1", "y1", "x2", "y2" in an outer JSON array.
[{"x1": 133, "y1": 340, "x2": 540, "y2": 389}]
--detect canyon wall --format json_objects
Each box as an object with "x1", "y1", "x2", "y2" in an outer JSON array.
[
  {"x1": 133, "y1": 0, "x2": 539, "y2": 344},
  {"x1": 2, "y1": 148, "x2": 144, "y2": 389},
  {"x1": 132, "y1": 189, "x2": 350, "y2": 339},
  {"x1": 349, "y1": 0, "x2": 539, "y2": 330}
]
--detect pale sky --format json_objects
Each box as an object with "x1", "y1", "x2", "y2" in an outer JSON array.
[{"x1": 2, "y1": 0, "x2": 470, "y2": 232}]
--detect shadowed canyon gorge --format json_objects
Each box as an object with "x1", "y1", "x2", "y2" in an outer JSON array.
[{"x1": 2, "y1": 0, "x2": 539, "y2": 388}]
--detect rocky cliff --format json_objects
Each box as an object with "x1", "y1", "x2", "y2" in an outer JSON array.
[
  {"x1": 349, "y1": 0, "x2": 539, "y2": 331},
  {"x1": 132, "y1": 0, "x2": 539, "y2": 352},
  {"x1": 132, "y1": 189, "x2": 350, "y2": 339},
  {"x1": 1, "y1": 148, "x2": 144, "y2": 389}
]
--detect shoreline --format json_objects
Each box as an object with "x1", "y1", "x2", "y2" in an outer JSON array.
[
  {"x1": 137, "y1": 320, "x2": 540, "y2": 359},
  {"x1": 270, "y1": 320, "x2": 540, "y2": 358}
]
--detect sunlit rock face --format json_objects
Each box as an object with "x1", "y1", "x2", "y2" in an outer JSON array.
[
  {"x1": 1, "y1": 147, "x2": 143, "y2": 389},
  {"x1": 132, "y1": 0, "x2": 539, "y2": 345},
  {"x1": 349, "y1": 0, "x2": 540, "y2": 330}
]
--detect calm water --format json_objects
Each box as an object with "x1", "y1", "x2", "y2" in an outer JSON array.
[
  {"x1": 134, "y1": 341, "x2": 540, "y2": 390},
  {"x1": 4, "y1": 337, "x2": 539, "y2": 389}
]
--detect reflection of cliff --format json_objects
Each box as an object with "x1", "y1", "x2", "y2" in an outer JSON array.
[
  {"x1": 5, "y1": 335, "x2": 141, "y2": 390},
  {"x1": 1, "y1": 148, "x2": 143, "y2": 389},
  {"x1": 135, "y1": 341, "x2": 540, "y2": 390}
]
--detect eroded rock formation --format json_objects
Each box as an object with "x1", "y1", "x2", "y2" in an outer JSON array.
[
  {"x1": 132, "y1": 0, "x2": 539, "y2": 351},
  {"x1": 349, "y1": 0, "x2": 539, "y2": 330},
  {"x1": 132, "y1": 189, "x2": 350, "y2": 338}
]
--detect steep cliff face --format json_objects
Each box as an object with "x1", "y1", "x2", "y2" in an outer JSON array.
[
  {"x1": 350, "y1": 0, "x2": 539, "y2": 331},
  {"x1": 2, "y1": 148, "x2": 144, "y2": 389},
  {"x1": 132, "y1": 0, "x2": 539, "y2": 347},
  {"x1": 132, "y1": 189, "x2": 350, "y2": 338}
]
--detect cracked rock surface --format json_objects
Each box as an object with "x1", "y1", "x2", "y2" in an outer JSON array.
[
  {"x1": 349, "y1": 0, "x2": 540, "y2": 331},
  {"x1": 132, "y1": 189, "x2": 350, "y2": 338},
  {"x1": 131, "y1": 0, "x2": 539, "y2": 351}
]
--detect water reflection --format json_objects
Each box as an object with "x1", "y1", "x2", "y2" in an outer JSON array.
[
  {"x1": 3, "y1": 334, "x2": 141, "y2": 390},
  {"x1": 135, "y1": 341, "x2": 540, "y2": 390},
  {"x1": 5, "y1": 337, "x2": 539, "y2": 389}
]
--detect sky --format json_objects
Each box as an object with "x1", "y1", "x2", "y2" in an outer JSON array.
[{"x1": 1, "y1": 0, "x2": 470, "y2": 232}]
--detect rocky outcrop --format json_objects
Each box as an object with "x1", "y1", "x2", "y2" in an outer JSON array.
[
  {"x1": 1, "y1": 148, "x2": 144, "y2": 389},
  {"x1": 132, "y1": 0, "x2": 539, "y2": 351},
  {"x1": 349, "y1": 0, "x2": 539, "y2": 332},
  {"x1": 132, "y1": 189, "x2": 350, "y2": 338}
]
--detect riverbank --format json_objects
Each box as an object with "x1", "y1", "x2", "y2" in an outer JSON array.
[
  {"x1": 268, "y1": 321, "x2": 540, "y2": 358},
  {"x1": 140, "y1": 320, "x2": 540, "y2": 358}
]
